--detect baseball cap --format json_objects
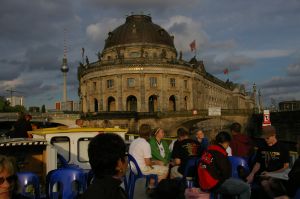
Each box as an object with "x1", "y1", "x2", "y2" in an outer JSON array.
[{"x1": 261, "y1": 125, "x2": 276, "y2": 138}]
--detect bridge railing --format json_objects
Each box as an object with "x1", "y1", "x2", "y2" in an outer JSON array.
[
  {"x1": 0, "y1": 112, "x2": 80, "y2": 122},
  {"x1": 81, "y1": 109, "x2": 253, "y2": 120}
]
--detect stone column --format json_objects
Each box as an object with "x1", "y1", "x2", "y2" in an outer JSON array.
[
  {"x1": 117, "y1": 74, "x2": 123, "y2": 111},
  {"x1": 161, "y1": 74, "x2": 167, "y2": 111},
  {"x1": 140, "y1": 73, "x2": 146, "y2": 112},
  {"x1": 191, "y1": 73, "x2": 197, "y2": 110},
  {"x1": 179, "y1": 77, "x2": 184, "y2": 110},
  {"x1": 99, "y1": 77, "x2": 103, "y2": 111}
]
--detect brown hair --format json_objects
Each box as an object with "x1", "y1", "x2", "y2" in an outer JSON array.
[
  {"x1": 152, "y1": 127, "x2": 162, "y2": 136},
  {"x1": 139, "y1": 124, "x2": 152, "y2": 139}
]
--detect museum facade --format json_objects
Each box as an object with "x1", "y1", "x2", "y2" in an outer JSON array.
[{"x1": 78, "y1": 14, "x2": 255, "y2": 113}]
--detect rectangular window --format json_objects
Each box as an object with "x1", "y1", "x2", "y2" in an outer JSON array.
[
  {"x1": 51, "y1": 136, "x2": 70, "y2": 162},
  {"x1": 150, "y1": 77, "x2": 157, "y2": 88},
  {"x1": 107, "y1": 79, "x2": 114, "y2": 88},
  {"x1": 170, "y1": 78, "x2": 176, "y2": 87},
  {"x1": 184, "y1": 80, "x2": 188, "y2": 89},
  {"x1": 127, "y1": 78, "x2": 135, "y2": 88},
  {"x1": 78, "y1": 138, "x2": 92, "y2": 162}
]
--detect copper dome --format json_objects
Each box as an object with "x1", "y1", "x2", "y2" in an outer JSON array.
[{"x1": 104, "y1": 15, "x2": 175, "y2": 49}]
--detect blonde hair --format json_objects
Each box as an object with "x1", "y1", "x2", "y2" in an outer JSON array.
[{"x1": 0, "y1": 155, "x2": 15, "y2": 175}]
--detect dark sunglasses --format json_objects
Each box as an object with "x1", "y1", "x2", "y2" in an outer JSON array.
[{"x1": 0, "y1": 175, "x2": 17, "y2": 185}]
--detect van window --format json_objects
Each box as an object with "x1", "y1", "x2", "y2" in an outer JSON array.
[
  {"x1": 78, "y1": 138, "x2": 92, "y2": 162},
  {"x1": 51, "y1": 136, "x2": 70, "y2": 162}
]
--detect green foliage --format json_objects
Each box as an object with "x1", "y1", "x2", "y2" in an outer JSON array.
[
  {"x1": 14, "y1": 105, "x2": 26, "y2": 113},
  {"x1": 0, "y1": 96, "x2": 26, "y2": 112},
  {"x1": 0, "y1": 96, "x2": 5, "y2": 111}
]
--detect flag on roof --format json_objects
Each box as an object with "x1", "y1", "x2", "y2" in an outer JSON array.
[
  {"x1": 223, "y1": 68, "x2": 229, "y2": 75},
  {"x1": 190, "y1": 40, "x2": 196, "y2": 52}
]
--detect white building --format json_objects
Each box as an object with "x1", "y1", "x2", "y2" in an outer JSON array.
[{"x1": 6, "y1": 96, "x2": 24, "y2": 107}]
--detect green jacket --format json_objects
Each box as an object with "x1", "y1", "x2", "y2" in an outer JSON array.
[{"x1": 149, "y1": 137, "x2": 170, "y2": 165}]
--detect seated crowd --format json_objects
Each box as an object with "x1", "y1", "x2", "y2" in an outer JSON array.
[{"x1": 126, "y1": 122, "x2": 299, "y2": 199}]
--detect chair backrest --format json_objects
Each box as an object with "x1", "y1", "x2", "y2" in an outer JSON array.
[
  {"x1": 228, "y1": 156, "x2": 250, "y2": 179},
  {"x1": 17, "y1": 172, "x2": 40, "y2": 199},
  {"x1": 183, "y1": 157, "x2": 200, "y2": 179},
  {"x1": 127, "y1": 154, "x2": 143, "y2": 178},
  {"x1": 47, "y1": 168, "x2": 87, "y2": 199},
  {"x1": 294, "y1": 188, "x2": 300, "y2": 199},
  {"x1": 86, "y1": 169, "x2": 94, "y2": 186}
]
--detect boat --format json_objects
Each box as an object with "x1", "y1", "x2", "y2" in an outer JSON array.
[{"x1": 0, "y1": 126, "x2": 128, "y2": 188}]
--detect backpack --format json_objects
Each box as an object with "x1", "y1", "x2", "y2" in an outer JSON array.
[{"x1": 197, "y1": 145, "x2": 227, "y2": 191}]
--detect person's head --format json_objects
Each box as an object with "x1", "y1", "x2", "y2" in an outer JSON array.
[
  {"x1": 190, "y1": 127, "x2": 205, "y2": 141},
  {"x1": 0, "y1": 155, "x2": 17, "y2": 199},
  {"x1": 261, "y1": 126, "x2": 277, "y2": 146},
  {"x1": 88, "y1": 133, "x2": 127, "y2": 179},
  {"x1": 177, "y1": 128, "x2": 189, "y2": 141},
  {"x1": 230, "y1": 122, "x2": 241, "y2": 134},
  {"x1": 25, "y1": 114, "x2": 32, "y2": 121},
  {"x1": 152, "y1": 128, "x2": 165, "y2": 140},
  {"x1": 75, "y1": 119, "x2": 84, "y2": 127},
  {"x1": 216, "y1": 131, "x2": 232, "y2": 149},
  {"x1": 139, "y1": 124, "x2": 152, "y2": 140}
]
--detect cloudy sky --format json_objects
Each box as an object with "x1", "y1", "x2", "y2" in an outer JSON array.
[{"x1": 1, "y1": 0, "x2": 300, "y2": 109}]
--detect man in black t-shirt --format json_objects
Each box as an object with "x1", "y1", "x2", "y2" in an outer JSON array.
[
  {"x1": 246, "y1": 126, "x2": 289, "y2": 198},
  {"x1": 171, "y1": 128, "x2": 201, "y2": 178}
]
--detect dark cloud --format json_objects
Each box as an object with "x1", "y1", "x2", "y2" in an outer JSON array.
[
  {"x1": 25, "y1": 44, "x2": 61, "y2": 71},
  {"x1": 0, "y1": 58, "x2": 24, "y2": 80},
  {"x1": 15, "y1": 74, "x2": 60, "y2": 99},
  {"x1": 83, "y1": 0, "x2": 198, "y2": 11},
  {"x1": 204, "y1": 54, "x2": 255, "y2": 75},
  {"x1": 0, "y1": 0, "x2": 76, "y2": 44},
  {"x1": 287, "y1": 63, "x2": 300, "y2": 77},
  {"x1": 261, "y1": 76, "x2": 300, "y2": 89}
]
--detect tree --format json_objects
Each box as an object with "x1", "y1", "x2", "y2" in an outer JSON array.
[
  {"x1": 0, "y1": 96, "x2": 11, "y2": 112},
  {"x1": 41, "y1": 104, "x2": 46, "y2": 113},
  {"x1": 14, "y1": 105, "x2": 26, "y2": 113},
  {"x1": 0, "y1": 96, "x2": 5, "y2": 111}
]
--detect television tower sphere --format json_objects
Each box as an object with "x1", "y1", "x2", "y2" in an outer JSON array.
[{"x1": 61, "y1": 57, "x2": 69, "y2": 73}]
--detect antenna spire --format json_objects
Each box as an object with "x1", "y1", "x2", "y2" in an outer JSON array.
[{"x1": 63, "y1": 28, "x2": 67, "y2": 59}]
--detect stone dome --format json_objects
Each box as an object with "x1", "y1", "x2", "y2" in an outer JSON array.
[{"x1": 104, "y1": 15, "x2": 175, "y2": 49}]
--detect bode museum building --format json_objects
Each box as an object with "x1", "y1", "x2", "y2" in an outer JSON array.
[{"x1": 78, "y1": 14, "x2": 255, "y2": 118}]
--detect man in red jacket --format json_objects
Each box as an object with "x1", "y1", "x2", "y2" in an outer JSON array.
[
  {"x1": 230, "y1": 122, "x2": 254, "y2": 158},
  {"x1": 198, "y1": 132, "x2": 251, "y2": 199}
]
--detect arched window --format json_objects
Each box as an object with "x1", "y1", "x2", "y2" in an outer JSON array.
[
  {"x1": 168, "y1": 95, "x2": 176, "y2": 111},
  {"x1": 148, "y1": 95, "x2": 158, "y2": 112},
  {"x1": 94, "y1": 98, "x2": 98, "y2": 112},
  {"x1": 126, "y1": 95, "x2": 137, "y2": 112},
  {"x1": 107, "y1": 96, "x2": 116, "y2": 111}
]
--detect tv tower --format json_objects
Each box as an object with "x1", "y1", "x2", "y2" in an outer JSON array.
[{"x1": 61, "y1": 28, "x2": 69, "y2": 102}]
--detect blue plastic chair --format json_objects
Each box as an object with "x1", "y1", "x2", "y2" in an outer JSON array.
[
  {"x1": 228, "y1": 156, "x2": 250, "y2": 179},
  {"x1": 86, "y1": 169, "x2": 94, "y2": 186},
  {"x1": 294, "y1": 188, "x2": 300, "y2": 199},
  {"x1": 127, "y1": 154, "x2": 158, "y2": 199},
  {"x1": 183, "y1": 157, "x2": 200, "y2": 179},
  {"x1": 46, "y1": 168, "x2": 87, "y2": 199},
  {"x1": 17, "y1": 172, "x2": 40, "y2": 199}
]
